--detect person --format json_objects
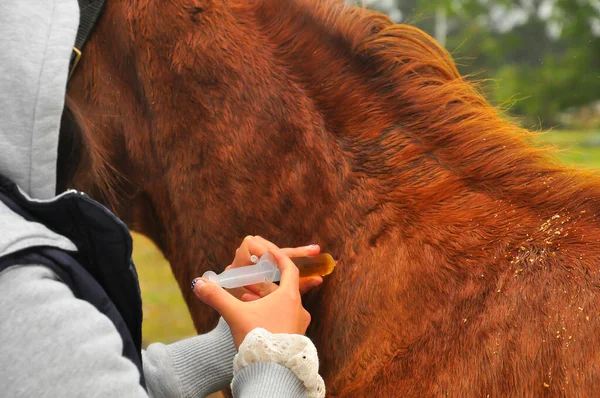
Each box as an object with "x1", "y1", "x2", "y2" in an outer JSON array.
[{"x1": 0, "y1": 1, "x2": 325, "y2": 397}]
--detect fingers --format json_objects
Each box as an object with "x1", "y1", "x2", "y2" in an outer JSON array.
[
  {"x1": 252, "y1": 236, "x2": 279, "y2": 251},
  {"x1": 245, "y1": 281, "x2": 277, "y2": 297},
  {"x1": 299, "y1": 276, "x2": 323, "y2": 294},
  {"x1": 302, "y1": 308, "x2": 312, "y2": 329},
  {"x1": 269, "y1": 248, "x2": 300, "y2": 291},
  {"x1": 250, "y1": 276, "x2": 322, "y2": 298},
  {"x1": 192, "y1": 278, "x2": 239, "y2": 320},
  {"x1": 241, "y1": 292, "x2": 261, "y2": 302},
  {"x1": 244, "y1": 236, "x2": 278, "y2": 262},
  {"x1": 282, "y1": 244, "x2": 320, "y2": 259},
  {"x1": 229, "y1": 237, "x2": 322, "y2": 298},
  {"x1": 231, "y1": 235, "x2": 279, "y2": 268},
  {"x1": 231, "y1": 235, "x2": 259, "y2": 267},
  {"x1": 232, "y1": 236, "x2": 320, "y2": 269},
  {"x1": 234, "y1": 275, "x2": 321, "y2": 302},
  {"x1": 224, "y1": 286, "x2": 251, "y2": 301}
]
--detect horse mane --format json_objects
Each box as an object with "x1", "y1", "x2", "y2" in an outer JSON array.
[
  {"x1": 68, "y1": 0, "x2": 600, "y2": 219},
  {"x1": 246, "y1": 0, "x2": 600, "y2": 212}
]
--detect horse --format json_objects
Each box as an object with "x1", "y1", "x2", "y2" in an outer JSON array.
[{"x1": 61, "y1": 0, "x2": 600, "y2": 395}]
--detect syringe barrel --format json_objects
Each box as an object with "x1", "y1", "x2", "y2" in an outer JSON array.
[{"x1": 203, "y1": 255, "x2": 278, "y2": 289}]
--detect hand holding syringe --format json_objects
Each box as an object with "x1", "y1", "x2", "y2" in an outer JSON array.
[
  {"x1": 202, "y1": 253, "x2": 336, "y2": 289},
  {"x1": 192, "y1": 241, "x2": 328, "y2": 349}
]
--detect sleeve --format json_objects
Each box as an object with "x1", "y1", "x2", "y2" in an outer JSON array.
[
  {"x1": 0, "y1": 265, "x2": 310, "y2": 398},
  {"x1": 143, "y1": 318, "x2": 237, "y2": 397},
  {"x1": 0, "y1": 265, "x2": 149, "y2": 397},
  {"x1": 0, "y1": 264, "x2": 238, "y2": 397},
  {"x1": 144, "y1": 327, "x2": 309, "y2": 398},
  {"x1": 231, "y1": 362, "x2": 308, "y2": 398}
]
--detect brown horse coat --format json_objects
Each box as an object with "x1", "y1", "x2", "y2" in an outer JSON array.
[{"x1": 64, "y1": 0, "x2": 600, "y2": 395}]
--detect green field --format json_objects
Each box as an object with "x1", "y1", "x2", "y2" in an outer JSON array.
[
  {"x1": 534, "y1": 130, "x2": 600, "y2": 170},
  {"x1": 133, "y1": 234, "x2": 197, "y2": 347},
  {"x1": 136, "y1": 130, "x2": 600, "y2": 347}
]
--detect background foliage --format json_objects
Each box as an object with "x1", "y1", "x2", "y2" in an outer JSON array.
[{"x1": 354, "y1": 0, "x2": 600, "y2": 129}]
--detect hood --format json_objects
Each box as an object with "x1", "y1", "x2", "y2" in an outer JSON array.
[{"x1": 0, "y1": 1, "x2": 79, "y2": 199}]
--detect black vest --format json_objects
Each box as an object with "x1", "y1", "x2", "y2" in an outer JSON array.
[{"x1": 0, "y1": 174, "x2": 145, "y2": 389}]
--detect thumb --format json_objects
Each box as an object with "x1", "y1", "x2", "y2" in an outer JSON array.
[{"x1": 192, "y1": 278, "x2": 239, "y2": 319}]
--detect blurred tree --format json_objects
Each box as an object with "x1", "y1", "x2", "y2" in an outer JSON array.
[{"x1": 346, "y1": 0, "x2": 600, "y2": 128}]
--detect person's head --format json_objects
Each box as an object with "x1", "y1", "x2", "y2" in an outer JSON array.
[{"x1": 0, "y1": 1, "x2": 79, "y2": 199}]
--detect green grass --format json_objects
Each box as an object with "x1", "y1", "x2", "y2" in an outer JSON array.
[
  {"x1": 135, "y1": 130, "x2": 600, "y2": 346},
  {"x1": 133, "y1": 234, "x2": 196, "y2": 347},
  {"x1": 534, "y1": 130, "x2": 600, "y2": 170}
]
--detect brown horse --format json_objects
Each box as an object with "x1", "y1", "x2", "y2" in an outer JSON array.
[{"x1": 62, "y1": 0, "x2": 600, "y2": 395}]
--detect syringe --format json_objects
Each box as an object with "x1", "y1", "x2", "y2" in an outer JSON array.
[{"x1": 202, "y1": 252, "x2": 336, "y2": 289}]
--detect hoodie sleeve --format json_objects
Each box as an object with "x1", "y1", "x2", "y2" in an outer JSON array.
[
  {"x1": 143, "y1": 318, "x2": 237, "y2": 396},
  {"x1": 0, "y1": 264, "x2": 307, "y2": 398}
]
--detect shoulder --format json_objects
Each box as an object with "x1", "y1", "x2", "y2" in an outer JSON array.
[{"x1": 0, "y1": 200, "x2": 77, "y2": 257}]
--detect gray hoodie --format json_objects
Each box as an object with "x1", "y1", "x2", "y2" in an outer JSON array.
[{"x1": 0, "y1": 1, "x2": 306, "y2": 397}]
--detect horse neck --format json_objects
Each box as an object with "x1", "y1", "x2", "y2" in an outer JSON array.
[{"x1": 69, "y1": 0, "x2": 600, "y2": 275}]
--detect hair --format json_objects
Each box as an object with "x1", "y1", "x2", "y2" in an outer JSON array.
[{"x1": 62, "y1": 95, "x2": 125, "y2": 208}]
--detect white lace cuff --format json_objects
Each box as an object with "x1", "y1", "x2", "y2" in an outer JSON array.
[{"x1": 233, "y1": 328, "x2": 326, "y2": 398}]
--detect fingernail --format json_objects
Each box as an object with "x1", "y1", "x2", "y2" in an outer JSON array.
[
  {"x1": 191, "y1": 277, "x2": 204, "y2": 291},
  {"x1": 309, "y1": 243, "x2": 318, "y2": 247}
]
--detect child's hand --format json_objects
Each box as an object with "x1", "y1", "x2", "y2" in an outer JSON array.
[
  {"x1": 225, "y1": 235, "x2": 323, "y2": 301},
  {"x1": 193, "y1": 247, "x2": 313, "y2": 348}
]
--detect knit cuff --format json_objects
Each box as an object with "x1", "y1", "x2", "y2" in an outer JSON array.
[
  {"x1": 166, "y1": 318, "x2": 237, "y2": 397},
  {"x1": 232, "y1": 362, "x2": 308, "y2": 398},
  {"x1": 233, "y1": 328, "x2": 325, "y2": 397}
]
